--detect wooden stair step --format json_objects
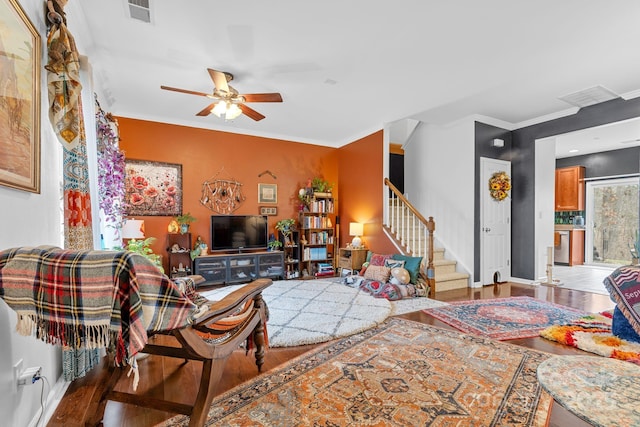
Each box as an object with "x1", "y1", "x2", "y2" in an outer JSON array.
[{"x1": 434, "y1": 272, "x2": 469, "y2": 292}]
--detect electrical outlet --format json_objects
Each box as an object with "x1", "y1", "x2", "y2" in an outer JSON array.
[
  {"x1": 18, "y1": 366, "x2": 42, "y2": 386},
  {"x1": 13, "y1": 359, "x2": 23, "y2": 392}
]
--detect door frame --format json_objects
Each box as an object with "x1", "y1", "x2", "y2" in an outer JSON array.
[{"x1": 480, "y1": 157, "x2": 512, "y2": 285}]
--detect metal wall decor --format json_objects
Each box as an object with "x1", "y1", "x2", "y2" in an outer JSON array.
[{"x1": 200, "y1": 168, "x2": 246, "y2": 214}]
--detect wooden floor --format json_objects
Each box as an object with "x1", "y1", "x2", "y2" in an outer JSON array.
[{"x1": 48, "y1": 282, "x2": 613, "y2": 427}]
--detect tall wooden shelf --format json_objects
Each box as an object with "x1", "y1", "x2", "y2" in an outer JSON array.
[
  {"x1": 298, "y1": 193, "x2": 336, "y2": 278},
  {"x1": 280, "y1": 230, "x2": 301, "y2": 279},
  {"x1": 167, "y1": 233, "x2": 192, "y2": 278}
]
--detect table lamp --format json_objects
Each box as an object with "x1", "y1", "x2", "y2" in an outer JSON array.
[
  {"x1": 121, "y1": 219, "x2": 145, "y2": 240},
  {"x1": 349, "y1": 222, "x2": 363, "y2": 248}
]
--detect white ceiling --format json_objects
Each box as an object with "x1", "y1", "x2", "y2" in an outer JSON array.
[{"x1": 68, "y1": 0, "x2": 640, "y2": 148}]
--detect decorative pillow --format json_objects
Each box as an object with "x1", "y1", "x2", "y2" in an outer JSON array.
[
  {"x1": 390, "y1": 267, "x2": 411, "y2": 285},
  {"x1": 363, "y1": 265, "x2": 391, "y2": 282},
  {"x1": 369, "y1": 253, "x2": 393, "y2": 266},
  {"x1": 384, "y1": 258, "x2": 405, "y2": 269},
  {"x1": 392, "y1": 254, "x2": 423, "y2": 284}
]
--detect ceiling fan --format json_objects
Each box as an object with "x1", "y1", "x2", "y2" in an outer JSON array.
[{"x1": 161, "y1": 68, "x2": 282, "y2": 121}]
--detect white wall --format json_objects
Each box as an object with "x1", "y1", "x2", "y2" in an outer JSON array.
[
  {"x1": 535, "y1": 137, "x2": 557, "y2": 281},
  {"x1": 404, "y1": 119, "x2": 476, "y2": 276},
  {"x1": 0, "y1": 2, "x2": 65, "y2": 425}
]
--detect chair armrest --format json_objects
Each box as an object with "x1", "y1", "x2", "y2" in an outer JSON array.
[{"x1": 193, "y1": 278, "x2": 271, "y2": 326}]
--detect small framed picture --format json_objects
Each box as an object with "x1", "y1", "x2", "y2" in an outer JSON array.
[
  {"x1": 260, "y1": 206, "x2": 277, "y2": 216},
  {"x1": 258, "y1": 183, "x2": 277, "y2": 204}
]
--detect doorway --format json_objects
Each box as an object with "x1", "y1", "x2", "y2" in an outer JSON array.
[
  {"x1": 585, "y1": 177, "x2": 639, "y2": 265},
  {"x1": 480, "y1": 157, "x2": 511, "y2": 285}
]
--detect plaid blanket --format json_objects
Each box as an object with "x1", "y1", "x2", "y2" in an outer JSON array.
[
  {"x1": 0, "y1": 246, "x2": 199, "y2": 371},
  {"x1": 604, "y1": 265, "x2": 640, "y2": 337}
]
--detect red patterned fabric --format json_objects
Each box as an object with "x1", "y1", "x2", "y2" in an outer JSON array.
[
  {"x1": 0, "y1": 246, "x2": 199, "y2": 366},
  {"x1": 369, "y1": 253, "x2": 393, "y2": 266}
]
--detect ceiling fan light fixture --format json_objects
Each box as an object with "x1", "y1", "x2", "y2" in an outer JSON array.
[
  {"x1": 226, "y1": 104, "x2": 242, "y2": 120},
  {"x1": 211, "y1": 101, "x2": 227, "y2": 117}
]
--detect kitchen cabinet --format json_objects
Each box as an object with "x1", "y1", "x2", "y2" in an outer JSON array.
[{"x1": 555, "y1": 166, "x2": 585, "y2": 211}]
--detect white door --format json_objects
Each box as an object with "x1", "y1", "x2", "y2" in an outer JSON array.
[{"x1": 480, "y1": 157, "x2": 511, "y2": 285}]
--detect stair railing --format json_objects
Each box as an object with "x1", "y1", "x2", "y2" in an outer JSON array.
[{"x1": 384, "y1": 178, "x2": 435, "y2": 297}]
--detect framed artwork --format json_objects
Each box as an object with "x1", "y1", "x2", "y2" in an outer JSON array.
[
  {"x1": 125, "y1": 159, "x2": 182, "y2": 216},
  {"x1": 260, "y1": 206, "x2": 277, "y2": 216},
  {"x1": 258, "y1": 183, "x2": 277, "y2": 204},
  {"x1": 0, "y1": 0, "x2": 41, "y2": 193}
]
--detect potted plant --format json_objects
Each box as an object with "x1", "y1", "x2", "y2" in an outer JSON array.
[
  {"x1": 311, "y1": 177, "x2": 332, "y2": 195},
  {"x1": 275, "y1": 218, "x2": 296, "y2": 246},
  {"x1": 175, "y1": 212, "x2": 196, "y2": 234},
  {"x1": 267, "y1": 239, "x2": 283, "y2": 251},
  {"x1": 116, "y1": 237, "x2": 164, "y2": 273}
]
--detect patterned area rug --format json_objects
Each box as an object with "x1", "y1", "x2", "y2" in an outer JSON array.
[
  {"x1": 423, "y1": 296, "x2": 587, "y2": 340},
  {"x1": 540, "y1": 310, "x2": 640, "y2": 363},
  {"x1": 160, "y1": 318, "x2": 552, "y2": 427},
  {"x1": 201, "y1": 279, "x2": 447, "y2": 347},
  {"x1": 537, "y1": 355, "x2": 640, "y2": 427}
]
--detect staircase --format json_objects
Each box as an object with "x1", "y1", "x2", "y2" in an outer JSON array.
[{"x1": 383, "y1": 178, "x2": 470, "y2": 295}]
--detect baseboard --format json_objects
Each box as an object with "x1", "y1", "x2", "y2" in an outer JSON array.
[
  {"x1": 509, "y1": 276, "x2": 535, "y2": 285},
  {"x1": 29, "y1": 375, "x2": 70, "y2": 427}
]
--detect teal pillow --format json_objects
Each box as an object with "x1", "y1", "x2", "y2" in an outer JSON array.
[
  {"x1": 392, "y1": 254, "x2": 422, "y2": 284},
  {"x1": 366, "y1": 250, "x2": 373, "y2": 263}
]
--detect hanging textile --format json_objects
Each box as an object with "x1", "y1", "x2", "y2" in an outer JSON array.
[
  {"x1": 46, "y1": 0, "x2": 97, "y2": 380},
  {"x1": 200, "y1": 168, "x2": 246, "y2": 214}
]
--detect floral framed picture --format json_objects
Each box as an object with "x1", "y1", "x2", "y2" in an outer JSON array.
[
  {"x1": 258, "y1": 183, "x2": 277, "y2": 204},
  {"x1": 125, "y1": 159, "x2": 182, "y2": 216},
  {"x1": 0, "y1": 0, "x2": 41, "y2": 193}
]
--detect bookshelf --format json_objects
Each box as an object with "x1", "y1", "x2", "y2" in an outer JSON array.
[{"x1": 298, "y1": 192, "x2": 336, "y2": 278}]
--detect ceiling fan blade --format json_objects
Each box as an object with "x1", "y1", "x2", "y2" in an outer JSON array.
[
  {"x1": 208, "y1": 68, "x2": 230, "y2": 94},
  {"x1": 241, "y1": 93, "x2": 283, "y2": 103},
  {"x1": 196, "y1": 103, "x2": 216, "y2": 116},
  {"x1": 239, "y1": 104, "x2": 265, "y2": 121},
  {"x1": 161, "y1": 85, "x2": 211, "y2": 97}
]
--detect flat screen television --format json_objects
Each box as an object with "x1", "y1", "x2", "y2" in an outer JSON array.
[{"x1": 210, "y1": 215, "x2": 268, "y2": 252}]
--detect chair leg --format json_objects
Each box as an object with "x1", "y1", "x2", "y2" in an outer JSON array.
[
  {"x1": 253, "y1": 321, "x2": 266, "y2": 372},
  {"x1": 84, "y1": 360, "x2": 125, "y2": 426},
  {"x1": 188, "y1": 358, "x2": 226, "y2": 427}
]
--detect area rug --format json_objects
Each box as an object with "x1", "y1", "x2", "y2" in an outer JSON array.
[
  {"x1": 159, "y1": 318, "x2": 552, "y2": 427},
  {"x1": 423, "y1": 296, "x2": 587, "y2": 340},
  {"x1": 537, "y1": 355, "x2": 640, "y2": 427},
  {"x1": 540, "y1": 310, "x2": 640, "y2": 363},
  {"x1": 200, "y1": 279, "x2": 447, "y2": 347}
]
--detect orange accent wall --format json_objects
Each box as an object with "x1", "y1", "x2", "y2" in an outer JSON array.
[
  {"x1": 117, "y1": 117, "x2": 338, "y2": 266},
  {"x1": 337, "y1": 131, "x2": 396, "y2": 254}
]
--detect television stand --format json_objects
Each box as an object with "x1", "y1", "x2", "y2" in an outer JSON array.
[{"x1": 194, "y1": 251, "x2": 284, "y2": 287}]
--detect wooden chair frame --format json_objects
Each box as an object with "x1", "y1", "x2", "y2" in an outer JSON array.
[{"x1": 85, "y1": 279, "x2": 271, "y2": 427}]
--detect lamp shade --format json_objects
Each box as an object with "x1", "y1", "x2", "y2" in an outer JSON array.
[
  {"x1": 349, "y1": 222, "x2": 363, "y2": 237},
  {"x1": 349, "y1": 222, "x2": 363, "y2": 248},
  {"x1": 122, "y1": 219, "x2": 145, "y2": 239}
]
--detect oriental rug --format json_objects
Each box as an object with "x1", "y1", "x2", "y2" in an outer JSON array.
[
  {"x1": 201, "y1": 279, "x2": 447, "y2": 347},
  {"x1": 160, "y1": 318, "x2": 552, "y2": 427},
  {"x1": 537, "y1": 355, "x2": 640, "y2": 427},
  {"x1": 540, "y1": 310, "x2": 640, "y2": 363},
  {"x1": 423, "y1": 296, "x2": 587, "y2": 340}
]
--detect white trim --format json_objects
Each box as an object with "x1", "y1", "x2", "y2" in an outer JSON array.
[
  {"x1": 30, "y1": 376, "x2": 70, "y2": 427},
  {"x1": 513, "y1": 107, "x2": 581, "y2": 130},
  {"x1": 584, "y1": 173, "x2": 640, "y2": 182}
]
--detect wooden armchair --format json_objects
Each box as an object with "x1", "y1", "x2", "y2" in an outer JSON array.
[
  {"x1": 0, "y1": 246, "x2": 270, "y2": 427},
  {"x1": 86, "y1": 279, "x2": 270, "y2": 427}
]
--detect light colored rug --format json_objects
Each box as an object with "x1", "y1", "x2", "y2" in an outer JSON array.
[
  {"x1": 537, "y1": 355, "x2": 640, "y2": 427},
  {"x1": 200, "y1": 279, "x2": 447, "y2": 347},
  {"x1": 160, "y1": 318, "x2": 552, "y2": 427}
]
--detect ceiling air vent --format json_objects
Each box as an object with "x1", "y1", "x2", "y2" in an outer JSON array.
[
  {"x1": 128, "y1": 0, "x2": 151, "y2": 23},
  {"x1": 558, "y1": 85, "x2": 620, "y2": 108}
]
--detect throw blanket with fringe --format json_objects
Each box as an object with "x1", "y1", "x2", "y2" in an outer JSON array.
[
  {"x1": 604, "y1": 265, "x2": 640, "y2": 337},
  {"x1": 0, "y1": 246, "x2": 200, "y2": 378}
]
